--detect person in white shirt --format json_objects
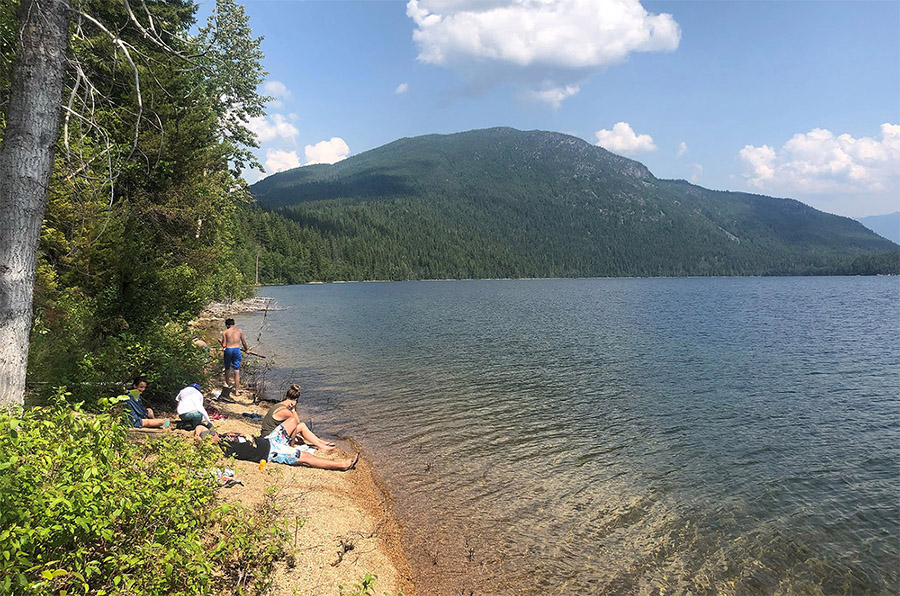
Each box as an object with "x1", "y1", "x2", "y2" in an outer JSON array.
[{"x1": 175, "y1": 383, "x2": 213, "y2": 431}]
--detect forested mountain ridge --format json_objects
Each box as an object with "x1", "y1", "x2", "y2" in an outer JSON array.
[{"x1": 241, "y1": 128, "x2": 898, "y2": 283}]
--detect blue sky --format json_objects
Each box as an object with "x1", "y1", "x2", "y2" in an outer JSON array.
[{"x1": 204, "y1": 0, "x2": 900, "y2": 218}]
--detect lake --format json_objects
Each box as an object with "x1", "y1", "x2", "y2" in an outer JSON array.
[{"x1": 235, "y1": 277, "x2": 900, "y2": 595}]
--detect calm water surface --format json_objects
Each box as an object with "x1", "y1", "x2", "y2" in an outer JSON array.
[{"x1": 236, "y1": 277, "x2": 900, "y2": 595}]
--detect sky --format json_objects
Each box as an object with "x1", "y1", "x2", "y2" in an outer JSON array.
[{"x1": 199, "y1": 0, "x2": 900, "y2": 218}]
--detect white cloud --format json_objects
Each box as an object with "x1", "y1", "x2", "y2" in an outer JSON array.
[
  {"x1": 263, "y1": 80, "x2": 292, "y2": 99},
  {"x1": 247, "y1": 114, "x2": 299, "y2": 144},
  {"x1": 304, "y1": 137, "x2": 350, "y2": 165},
  {"x1": 407, "y1": 0, "x2": 680, "y2": 105},
  {"x1": 739, "y1": 144, "x2": 777, "y2": 184},
  {"x1": 594, "y1": 122, "x2": 657, "y2": 155},
  {"x1": 524, "y1": 85, "x2": 579, "y2": 109},
  {"x1": 739, "y1": 123, "x2": 900, "y2": 195},
  {"x1": 677, "y1": 141, "x2": 688, "y2": 157},
  {"x1": 395, "y1": 82, "x2": 409, "y2": 94},
  {"x1": 265, "y1": 149, "x2": 300, "y2": 174}
]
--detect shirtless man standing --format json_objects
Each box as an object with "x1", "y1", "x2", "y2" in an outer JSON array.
[{"x1": 220, "y1": 318, "x2": 249, "y2": 395}]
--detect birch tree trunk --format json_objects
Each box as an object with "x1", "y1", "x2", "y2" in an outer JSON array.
[{"x1": 0, "y1": 0, "x2": 70, "y2": 406}]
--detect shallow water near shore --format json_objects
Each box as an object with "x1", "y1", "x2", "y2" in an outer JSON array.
[{"x1": 236, "y1": 277, "x2": 900, "y2": 595}]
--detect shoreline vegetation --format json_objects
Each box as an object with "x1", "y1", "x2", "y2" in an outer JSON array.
[{"x1": 260, "y1": 270, "x2": 900, "y2": 288}]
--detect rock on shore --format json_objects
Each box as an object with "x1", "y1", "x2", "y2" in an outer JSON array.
[{"x1": 201, "y1": 296, "x2": 279, "y2": 320}]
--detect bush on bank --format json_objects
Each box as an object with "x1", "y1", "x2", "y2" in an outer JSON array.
[{"x1": 0, "y1": 393, "x2": 284, "y2": 595}]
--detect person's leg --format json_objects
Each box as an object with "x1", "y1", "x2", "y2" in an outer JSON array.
[
  {"x1": 296, "y1": 451, "x2": 359, "y2": 471},
  {"x1": 278, "y1": 417, "x2": 335, "y2": 451},
  {"x1": 180, "y1": 411, "x2": 203, "y2": 430},
  {"x1": 141, "y1": 418, "x2": 169, "y2": 429},
  {"x1": 296, "y1": 422, "x2": 336, "y2": 451},
  {"x1": 223, "y1": 349, "x2": 233, "y2": 387},
  {"x1": 146, "y1": 408, "x2": 155, "y2": 418},
  {"x1": 277, "y1": 417, "x2": 300, "y2": 442},
  {"x1": 232, "y1": 348, "x2": 242, "y2": 395}
]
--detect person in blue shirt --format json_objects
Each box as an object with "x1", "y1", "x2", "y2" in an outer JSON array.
[{"x1": 124, "y1": 377, "x2": 170, "y2": 429}]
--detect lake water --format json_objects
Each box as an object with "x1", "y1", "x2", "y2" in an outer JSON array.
[{"x1": 235, "y1": 277, "x2": 900, "y2": 595}]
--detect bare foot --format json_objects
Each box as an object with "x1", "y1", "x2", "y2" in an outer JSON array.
[{"x1": 317, "y1": 441, "x2": 337, "y2": 452}]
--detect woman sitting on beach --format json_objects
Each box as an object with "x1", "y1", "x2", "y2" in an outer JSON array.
[
  {"x1": 196, "y1": 427, "x2": 358, "y2": 471},
  {"x1": 260, "y1": 385, "x2": 336, "y2": 452},
  {"x1": 124, "y1": 377, "x2": 170, "y2": 429}
]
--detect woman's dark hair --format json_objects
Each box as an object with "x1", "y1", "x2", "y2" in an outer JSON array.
[
  {"x1": 285, "y1": 384, "x2": 301, "y2": 401},
  {"x1": 133, "y1": 376, "x2": 147, "y2": 387}
]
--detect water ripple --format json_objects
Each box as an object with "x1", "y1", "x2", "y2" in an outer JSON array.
[{"x1": 239, "y1": 277, "x2": 900, "y2": 594}]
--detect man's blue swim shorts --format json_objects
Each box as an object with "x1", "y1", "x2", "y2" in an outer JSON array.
[{"x1": 223, "y1": 347, "x2": 242, "y2": 370}]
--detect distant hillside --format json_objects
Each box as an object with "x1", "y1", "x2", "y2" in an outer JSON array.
[
  {"x1": 241, "y1": 128, "x2": 899, "y2": 282},
  {"x1": 858, "y1": 212, "x2": 900, "y2": 245}
]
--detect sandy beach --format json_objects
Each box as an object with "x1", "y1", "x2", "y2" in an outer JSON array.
[
  {"x1": 191, "y1": 298, "x2": 415, "y2": 595},
  {"x1": 205, "y1": 394, "x2": 413, "y2": 596}
]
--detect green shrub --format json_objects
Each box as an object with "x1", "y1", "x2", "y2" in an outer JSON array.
[
  {"x1": 211, "y1": 487, "x2": 286, "y2": 595},
  {"x1": 73, "y1": 323, "x2": 208, "y2": 406},
  {"x1": 0, "y1": 393, "x2": 283, "y2": 595},
  {"x1": 339, "y1": 573, "x2": 378, "y2": 596},
  {"x1": 28, "y1": 317, "x2": 208, "y2": 407},
  {"x1": 339, "y1": 573, "x2": 403, "y2": 596}
]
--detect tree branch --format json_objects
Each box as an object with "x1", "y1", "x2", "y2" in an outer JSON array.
[{"x1": 72, "y1": 7, "x2": 143, "y2": 156}]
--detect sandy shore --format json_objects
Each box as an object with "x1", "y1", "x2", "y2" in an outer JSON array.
[
  {"x1": 189, "y1": 299, "x2": 415, "y2": 595},
  {"x1": 203, "y1": 393, "x2": 414, "y2": 596}
]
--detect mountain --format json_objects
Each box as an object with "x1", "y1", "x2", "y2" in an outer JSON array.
[
  {"x1": 857, "y1": 212, "x2": 900, "y2": 245},
  {"x1": 244, "y1": 127, "x2": 899, "y2": 282}
]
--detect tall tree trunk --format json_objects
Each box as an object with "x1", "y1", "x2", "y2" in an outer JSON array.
[{"x1": 0, "y1": 0, "x2": 70, "y2": 406}]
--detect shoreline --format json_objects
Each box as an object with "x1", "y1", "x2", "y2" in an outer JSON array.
[
  {"x1": 198, "y1": 296, "x2": 280, "y2": 321},
  {"x1": 205, "y1": 295, "x2": 481, "y2": 594},
  {"x1": 192, "y1": 304, "x2": 415, "y2": 594},
  {"x1": 207, "y1": 395, "x2": 414, "y2": 595},
  {"x1": 253, "y1": 271, "x2": 900, "y2": 288},
  {"x1": 201, "y1": 295, "x2": 508, "y2": 594}
]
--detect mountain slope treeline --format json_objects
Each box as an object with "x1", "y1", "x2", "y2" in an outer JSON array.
[{"x1": 240, "y1": 128, "x2": 899, "y2": 283}]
